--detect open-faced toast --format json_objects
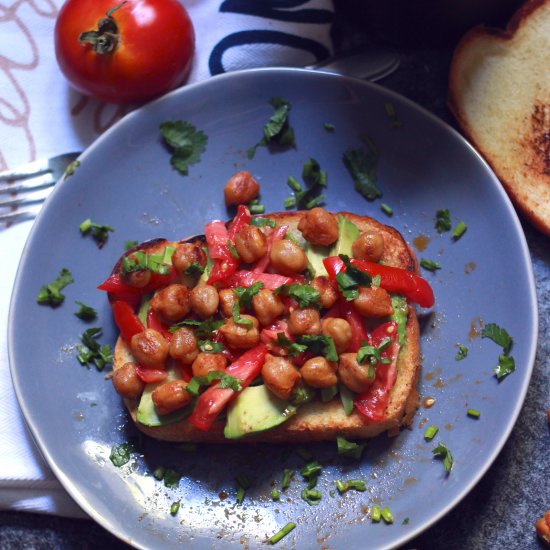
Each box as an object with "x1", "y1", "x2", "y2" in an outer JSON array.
[{"x1": 104, "y1": 209, "x2": 434, "y2": 443}]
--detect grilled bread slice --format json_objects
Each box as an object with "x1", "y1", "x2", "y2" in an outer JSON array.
[
  {"x1": 448, "y1": 0, "x2": 550, "y2": 235},
  {"x1": 111, "y1": 211, "x2": 423, "y2": 443}
]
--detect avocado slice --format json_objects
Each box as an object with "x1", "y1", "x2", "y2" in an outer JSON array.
[
  {"x1": 304, "y1": 215, "x2": 360, "y2": 277},
  {"x1": 136, "y1": 369, "x2": 192, "y2": 427},
  {"x1": 389, "y1": 294, "x2": 408, "y2": 345},
  {"x1": 224, "y1": 385, "x2": 296, "y2": 439}
]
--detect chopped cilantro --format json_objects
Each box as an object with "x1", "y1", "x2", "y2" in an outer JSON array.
[
  {"x1": 271, "y1": 488, "x2": 281, "y2": 501},
  {"x1": 170, "y1": 501, "x2": 180, "y2": 516},
  {"x1": 163, "y1": 468, "x2": 182, "y2": 488},
  {"x1": 124, "y1": 240, "x2": 138, "y2": 251},
  {"x1": 455, "y1": 344, "x2": 469, "y2": 361},
  {"x1": 435, "y1": 209, "x2": 452, "y2": 233},
  {"x1": 63, "y1": 159, "x2": 80, "y2": 179},
  {"x1": 79, "y1": 218, "x2": 114, "y2": 248},
  {"x1": 420, "y1": 258, "x2": 442, "y2": 271},
  {"x1": 274, "y1": 283, "x2": 320, "y2": 308},
  {"x1": 432, "y1": 442, "x2": 454, "y2": 474},
  {"x1": 121, "y1": 250, "x2": 171, "y2": 276},
  {"x1": 160, "y1": 120, "x2": 208, "y2": 176},
  {"x1": 76, "y1": 327, "x2": 113, "y2": 371},
  {"x1": 481, "y1": 323, "x2": 513, "y2": 355},
  {"x1": 296, "y1": 334, "x2": 338, "y2": 362},
  {"x1": 185, "y1": 370, "x2": 242, "y2": 397},
  {"x1": 286, "y1": 159, "x2": 327, "y2": 210},
  {"x1": 184, "y1": 262, "x2": 205, "y2": 278},
  {"x1": 235, "y1": 475, "x2": 250, "y2": 504},
  {"x1": 37, "y1": 268, "x2": 73, "y2": 307},
  {"x1": 324, "y1": 122, "x2": 335, "y2": 131},
  {"x1": 248, "y1": 97, "x2": 295, "y2": 158},
  {"x1": 74, "y1": 301, "x2": 97, "y2": 321},
  {"x1": 335, "y1": 254, "x2": 372, "y2": 300},
  {"x1": 494, "y1": 354, "x2": 516, "y2": 381},
  {"x1": 336, "y1": 435, "x2": 365, "y2": 460},
  {"x1": 301, "y1": 488, "x2": 322, "y2": 505},
  {"x1": 281, "y1": 469, "x2": 294, "y2": 490},
  {"x1": 170, "y1": 318, "x2": 224, "y2": 338},
  {"x1": 109, "y1": 441, "x2": 136, "y2": 467},
  {"x1": 381, "y1": 203, "x2": 393, "y2": 216},
  {"x1": 232, "y1": 283, "x2": 263, "y2": 328},
  {"x1": 343, "y1": 147, "x2": 381, "y2": 201}
]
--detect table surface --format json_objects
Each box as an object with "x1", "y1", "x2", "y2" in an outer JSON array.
[{"x1": 1, "y1": 3, "x2": 549, "y2": 550}]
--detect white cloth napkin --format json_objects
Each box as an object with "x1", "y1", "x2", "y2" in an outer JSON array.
[{"x1": 0, "y1": 0, "x2": 334, "y2": 517}]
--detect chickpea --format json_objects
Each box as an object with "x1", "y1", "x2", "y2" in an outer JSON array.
[
  {"x1": 121, "y1": 268, "x2": 151, "y2": 289},
  {"x1": 219, "y1": 288, "x2": 239, "y2": 318},
  {"x1": 310, "y1": 276, "x2": 338, "y2": 309},
  {"x1": 224, "y1": 171, "x2": 260, "y2": 205},
  {"x1": 269, "y1": 239, "x2": 308, "y2": 275},
  {"x1": 321, "y1": 317, "x2": 352, "y2": 353},
  {"x1": 261, "y1": 353, "x2": 301, "y2": 400},
  {"x1": 219, "y1": 315, "x2": 260, "y2": 349},
  {"x1": 190, "y1": 284, "x2": 219, "y2": 319},
  {"x1": 252, "y1": 289, "x2": 285, "y2": 326},
  {"x1": 150, "y1": 284, "x2": 191, "y2": 323},
  {"x1": 297, "y1": 207, "x2": 339, "y2": 246},
  {"x1": 192, "y1": 352, "x2": 228, "y2": 377},
  {"x1": 130, "y1": 329, "x2": 169, "y2": 369},
  {"x1": 353, "y1": 286, "x2": 394, "y2": 318},
  {"x1": 112, "y1": 362, "x2": 145, "y2": 400},
  {"x1": 288, "y1": 308, "x2": 321, "y2": 336},
  {"x1": 338, "y1": 353, "x2": 374, "y2": 393},
  {"x1": 151, "y1": 380, "x2": 193, "y2": 416},
  {"x1": 169, "y1": 327, "x2": 199, "y2": 365},
  {"x1": 172, "y1": 242, "x2": 206, "y2": 274},
  {"x1": 352, "y1": 231, "x2": 385, "y2": 262},
  {"x1": 234, "y1": 225, "x2": 267, "y2": 263},
  {"x1": 536, "y1": 510, "x2": 550, "y2": 545},
  {"x1": 301, "y1": 356, "x2": 338, "y2": 388}
]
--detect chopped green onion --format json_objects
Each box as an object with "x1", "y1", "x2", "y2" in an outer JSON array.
[
  {"x1": 300, "y1": 461, "x2": 322, "y2": 479},
  {"x1": 381, "y1": 506, "x2": 394, "y2": 524},
  {"x1": 163, "y1": 469, "x2": 182, "y2": 488},
  {"x1": 371, "y1": 505, "x2": 382, "y2": 522},
  {"x1": 455, "y1": 344, "x2": 469, "y2": 361},
  {"x1": 74, "y1": 301, "x2": 97, "y2": 321},
  {"x1": 170, "y1": 501, "x2": 180, "y2": 516},
  {"x1": 452, "y1": 221, "x2": 468, "y2": 239},
  {"x1": 301, "y1": 488, "x2": 322, "y2": 505},
  {"x1": 432, "y1": 442, "x2": 454, "y2": 474},
  {"x1": 236, "y1": 486, "x2": 245, "y2": 504},
  {"x1": 381, "y1": 203, "x2": 393, "y2": 216},
  {"x1": 153, "y1": 466, "x2": 165, "y2": 480},
  {"x1": 271, "y1": 488, "x2": 280, "y2": 501},
  {"x1": 424, "y1": 425, "x2": 439, "y2": 441},
  {"x1": 281, "y1": 468, "x2": 294, "y2": 490},
  {"x1": 250, "y1": 217, "x2": 276, "y2": 228},
  {"x1": 284, "y1": 195, "x2": 296, "y2": 209},
  {"x1": 336, "y1": 479, "x2": 366, "y2": 494},
  {"x1": 467, "y1": 408, "x2": 480, "y2": 419},
  {"x1": 324, "y1": 122, "x2": 335, "y2": 131},
  {"x1": 420, "y1": 258, "x2": 442, "y2": 271},
  {"x1": 287, "y1": 175, "x2": 302, "y2": 192},
  {"x1": 268, "y1": 522, "x2": 296, "y2": 545},
  {"x1": 124, "y1": 240, "x2": 138, "y2": 251},
  {"x1": 249, "y1": 203, "x2": 265, "y2": 214},
  {"x1": 336, "y1": 434, "x2": 365, "y2": 459},
  {"x1": 435, "y1": 208, "x2": 452, "y2": 233}
]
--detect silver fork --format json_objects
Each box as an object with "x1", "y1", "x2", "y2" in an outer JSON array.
[{"x1": 0, "y1": 152, "x2": 81, "y2": 223}]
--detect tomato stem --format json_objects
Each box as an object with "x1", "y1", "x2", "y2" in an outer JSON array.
[{"x1": 78, "y1": 2, "x2": 127, "y2": 55}]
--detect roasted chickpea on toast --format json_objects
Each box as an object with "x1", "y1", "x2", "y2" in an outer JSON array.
[{"x1": 102, "y1": 208, "x2": 434, "y2": 443}]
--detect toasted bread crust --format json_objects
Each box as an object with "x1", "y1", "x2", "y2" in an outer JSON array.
[
  {"x1": 448, "y1": 0, "x2": 550, "y2": 235},
  {"x1": 113, "y1": 211, "x2": 423, "y2": 442}
]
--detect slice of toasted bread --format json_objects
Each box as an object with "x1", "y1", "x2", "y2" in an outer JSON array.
[
  {"x1": 448, "y1": 0, "x2": 550, "y2": 235},
  {"x1": 112, "y1": 211, "x2": 422, "y2": 442}
]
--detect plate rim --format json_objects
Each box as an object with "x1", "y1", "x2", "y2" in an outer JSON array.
[{"x1": 8, "y1": 67, "x2": 539, "y2": 549}]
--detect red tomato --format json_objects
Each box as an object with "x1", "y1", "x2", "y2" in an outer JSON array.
[
  {"x1": 54, "y1": 0, "x2": 195, "y2": 103},
  {"x1": 111, "y1": 300, "x2": 144, "y2": 343},
  {"x1": 135, "y1": 365, "x2": 167, "y2": 384}
]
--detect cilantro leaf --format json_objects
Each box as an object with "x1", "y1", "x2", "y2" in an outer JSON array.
[
  {"x1": 296, "y1": 334, "x2": 338, "y2": 362},
  {"x1": 276, "y1": 333, "x2": 308, "y2": 357},
  {"x1": 481, "y1": 323, "x2": 513, "y2": 355},
  {"x1": 335, "y1": 254, "x2": 372, "y2": 300},
  {"x1": 109, "y1": 441, "x2": 138, "y2": 467},
  {"x1": 494, "y1": 354, "x2": 516, "y2": 381},
  {"x1": 336, "y1": 435, "x2": 366, "y2": 460},
  {"x1": 232, "y1": 283, "x2": 263, "y2": 328},
  {"x1": 435, "y1": 209, "x2": 452, "y2": 233},
  {"x1": 287, "y1": 159, "x2": 328, "y2": 210},
  {"x1": 170, "y1": 318, "x2": 224, "y2": 338},
  {"x1": 274, "y1": 283, "x2": 320, "y2": 308},
  {"x1": 185, "y1": 370, "x2": 242, "y2": 397},
  {"x1": 76, "y1": 327, "x2": 113, "y2": 371},
  {"x1": 79, "y1": 218, "x2": 114, "y2": 248},
  {"x1": 37, "y1": 268, "x2": 73, "y2": 307},
  {"x1": 74, "y1": 301, "x2": 97, "y2": 321},
  {"x1": 198, "y1": 339, "x2": 225, "y2": 353},
  {"x1": 160, "y1": 120, "x2": 208, "y2": 176},
  {"x1": 343, "y1": 147, "x2": 381, "y2": 201}
]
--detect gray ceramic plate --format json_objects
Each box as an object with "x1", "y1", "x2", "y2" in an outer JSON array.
[{"x1": 9, "y1": 69, "x2": 537, "y2": 549}]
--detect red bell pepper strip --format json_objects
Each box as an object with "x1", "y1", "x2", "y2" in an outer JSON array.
[
  {"x1": 225, "y1": 270, "x2": 293, "y2": 290},
  {"x1": 187, "y1": 343, "x2": 267, "y2": 431},
  {"x1": 354, "y1": 322, "x2": 400, "y2": 422},
  {"x1": 111, "y1": 300, "x2": 144, "y2": 344},
  {"x1": 146, "y1": 308, "x2": 172, "y2": 341},
  {"x1": 227, "y1": 204, "x2": 251, "y2": 240},
  {"x1": 135, "y1": 365, "x2": 168, "y2": 384},
  {"x1": 252, "y1": 224, "x2": 288, "y2": 273},
  {"x1": 339, "y1": 300, "x2": 369, "y2": 352},
  {"x1": 98, "y1": 269, "x2": 177, "y2": 297},
  {"x1": 323, "y1": 256, "x2": 435, "y2": 308}
]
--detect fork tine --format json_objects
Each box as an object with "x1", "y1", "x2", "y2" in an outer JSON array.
[
  {"x1": 0, "y1": 157, "x2": 53, "y2": 182},
  {"x1": 0, "y1": 173, "x2": 57, "y2": 195},
  {"x1": 0, "y1": 187, "x2": 52, "y2": 208},
  {"x1": 0, "y1": 208, "x2": 40, "y2": 223}
]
